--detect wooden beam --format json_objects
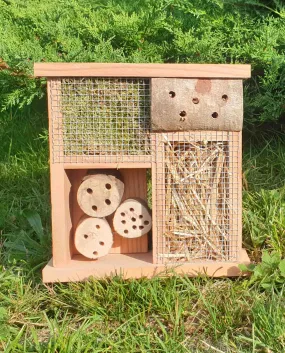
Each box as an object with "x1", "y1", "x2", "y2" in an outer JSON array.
[
  {"x1": 42, "y1": 249, "x2": 251, "y2": 282},
  {"x1": 34, "y1": 63, "x2": 251, "y2": 78}
]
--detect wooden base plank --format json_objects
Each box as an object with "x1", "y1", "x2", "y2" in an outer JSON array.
[{"x1": 42, "y1": 249, "x2": 250, "y2": 282}]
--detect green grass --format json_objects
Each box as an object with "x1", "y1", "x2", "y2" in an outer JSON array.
[
  {"x1": 1, "y1": 1, "x2": 285, "y2": 350},
  {"x1": 0, "y1": 106, "x2": 285, "y2": 352}
]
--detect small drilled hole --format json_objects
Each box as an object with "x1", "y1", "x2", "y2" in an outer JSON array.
[
  {"x1": 121, "y1": 220, "x2": 126, "y2": 224},
  {"x1": 105, "y1": 183, "x2": 111, "y2": 190},
  {"x1": 99, "y1": 241, "x2": 104, "y2": 246},
  {"x1": 192, "y1": 97, "x2": 199, "y2": 104},
  {"x1": 93, "y1": 251, "x2": 98, "y2": 256},
  {"x1": 105, "y1": 199, "x2": 111, "y2": 205},
  {"x1": 84, "y1": 234, "x2": 88, "y2": 239},
  {"x1": 130, "y1": 208, "x2": 134, "y2": 212},
  {"x1": 131, "y1": 217, "x2": 136, "y2": 222},
  {"x1": 212, "y1": 112, "x2": 218, "y2": 119},
  {"x1": 169, "y1": 91, "x2": 176, "y2": 98},
  {"x1": 144, "y1": 221, "x2": 149, "y2": 225},
  {"x1": 124, "y1": 230, "x2": 129, "y2": 234},
  {"x1": 92, "y1": 205, "x2": 97, "y2": 211},
  {"x1": 222, "y1": 94, "x2": 228, "y2": 101},
  {"x1": 179, "y1": 110, "x2": 186, "y2": 117},
  {"x1": 139, "y1": 226, "x2": 144, "y2": 230},
  {"x1": 132, "y1": 225, "x2": 137, "y2": 230},
  {"x1": 87, "y1": 188, "x2": 93, "y2": 194},
  {"x1": 96, "y1": 225, "x2": 100, "y2": 229},
  {"x1": 139, "y1": 215, "x2": 143, "y2": 219},
  {"x1": 121, "y1": 212, "x2": 125, "y2": 217}
]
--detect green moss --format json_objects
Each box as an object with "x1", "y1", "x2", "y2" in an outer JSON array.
[{"x1": 60, "y1": 78, "x2": 150, "y2": 155}]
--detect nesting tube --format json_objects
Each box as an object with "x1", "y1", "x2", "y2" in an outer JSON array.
[
  {"x1": 77, "y1": 171, "x2": 124, "y2": 217},
  {"x1": 113, "y1": 198, "x2": 152, "y2": 238},
  {"x1": 74, "y1": 216, "x2": 113, "y2": 259}
]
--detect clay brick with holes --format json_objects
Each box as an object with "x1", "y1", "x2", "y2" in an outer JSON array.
[{"x1": 34, "y1": 63, "x2": 251, "y2": 282}]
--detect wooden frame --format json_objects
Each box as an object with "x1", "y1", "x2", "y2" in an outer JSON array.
[
  {"x1": 37, "y1": 63, "x2": 251, "y2": 282},
  {"x1": 34, "y1": 63, "x2": 251, "y2": 78}
]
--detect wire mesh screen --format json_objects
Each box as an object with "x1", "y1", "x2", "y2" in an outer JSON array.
[
  {"x1": 153, "y1": 131, "x2": 240, "y2": 264},
  {"x1": 49, "y1": 78, "x2": 151, "y2": 163}
]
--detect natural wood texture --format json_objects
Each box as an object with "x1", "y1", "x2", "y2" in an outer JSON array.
[
  {"x1": 77, "y1": 171, "x2": 124, "y2": 218},
  {"x1": 34, "y1": 63, "x2": 251, "y2": 78},
  {"x1": 43, "y1": 67, "x2": 248, "y2": 281},
  {"x1": 113, "y1": 198, "x2": 152, "y2": 238},
  {"x1": 42, "y1": 249, "x2": 250, "y2": 282},
  {"x1": 109, "y1": 169, "x2": 149, "y2": 254},
  {"x1": 64, "y1": 162, "x2": 152, "y2": 169},
  {"x1": 70, "y1": 169, "x2": 148, "y2": 255},
  {"x1": 151, "y1": 79, "x2": 243, "y2": 131},
  {"x1": 62, "y1": 155, "x2": 152, "y2": 166},
  {"x1": 50, "y1": 165, "x2": 73, "y2": 267},
  {"x1": 74, "y1": 216, "x2": 113, "y2": 259},
  {"x1": 48, "y1": 79, "x2": 72, "y2": 267}
]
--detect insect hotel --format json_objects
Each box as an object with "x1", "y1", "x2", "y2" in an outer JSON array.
[{"x1": 34, "y1": 63, "x2": 251, "y2": 282}]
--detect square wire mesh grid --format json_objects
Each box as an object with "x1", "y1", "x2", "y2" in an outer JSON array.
[
  {"x1": 49, "y1": 78, "x2": 151, "y2": 163},
  {"x1": 153, "y1": 131, "x2": 240, "y2": 264}
]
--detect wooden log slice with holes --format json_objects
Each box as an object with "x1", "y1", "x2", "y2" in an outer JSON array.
[
  {"x1": 74, "y1": 216, "x2": 113, "y2": 259},
  {"x1": 151, "y1": 78, "x2": 243, "y2": 131},
  {"x1": 113, "y1": 199, "x2": 152, "y2": 238},
  {"x1": 77, "y1": 172, "x2": 124, "y2": 217}
]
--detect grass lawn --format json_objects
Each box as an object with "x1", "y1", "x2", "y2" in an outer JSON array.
[{"x1": 0, "y1": 106, "x2": 285, "y2": 352}]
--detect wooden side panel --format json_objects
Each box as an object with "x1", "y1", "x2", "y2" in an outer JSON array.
[
  {"x1": 50, "y1": 165, "x2": 73, "y2": 267},
  {"x1": 48, "y1": 79, "x2": 72, "y2": 267},
  {"x1": 34, "y1": 63, "x2": 251, "y2": 78}
]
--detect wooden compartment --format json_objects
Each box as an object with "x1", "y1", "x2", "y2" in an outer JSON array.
[{"x1": 50, "y1": 167, "x2": 149, "y2": 268}]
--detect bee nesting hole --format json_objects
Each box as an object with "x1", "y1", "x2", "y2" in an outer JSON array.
[
  {"x1": 113, "y1": 198, "x2": 152, "y2": 238},
  {"x1": 74, "y1": 216, "x2": 113, "y2": 259},
  {"x1": 77, "y1": 172, "x2": 124, "y2": 217}
]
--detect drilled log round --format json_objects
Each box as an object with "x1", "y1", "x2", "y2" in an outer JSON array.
[
  {"x1": 74, "y1": 216, "x2": 113, "y2": 259},
  {"x1": 77, "y1": 173, "x2": 124, "y2": 217},
  {"x1": 113, "y1": 198, "x2": 152, "y2": 238}
]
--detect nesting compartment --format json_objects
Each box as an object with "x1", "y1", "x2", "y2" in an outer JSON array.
[{"x1": 34, "y1": 63, "x2": 251, "y2": 282}]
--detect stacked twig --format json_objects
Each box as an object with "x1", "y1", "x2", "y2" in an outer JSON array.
[{"x1": 161, "y1": 135, "x2": 230, "y2": 262}]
